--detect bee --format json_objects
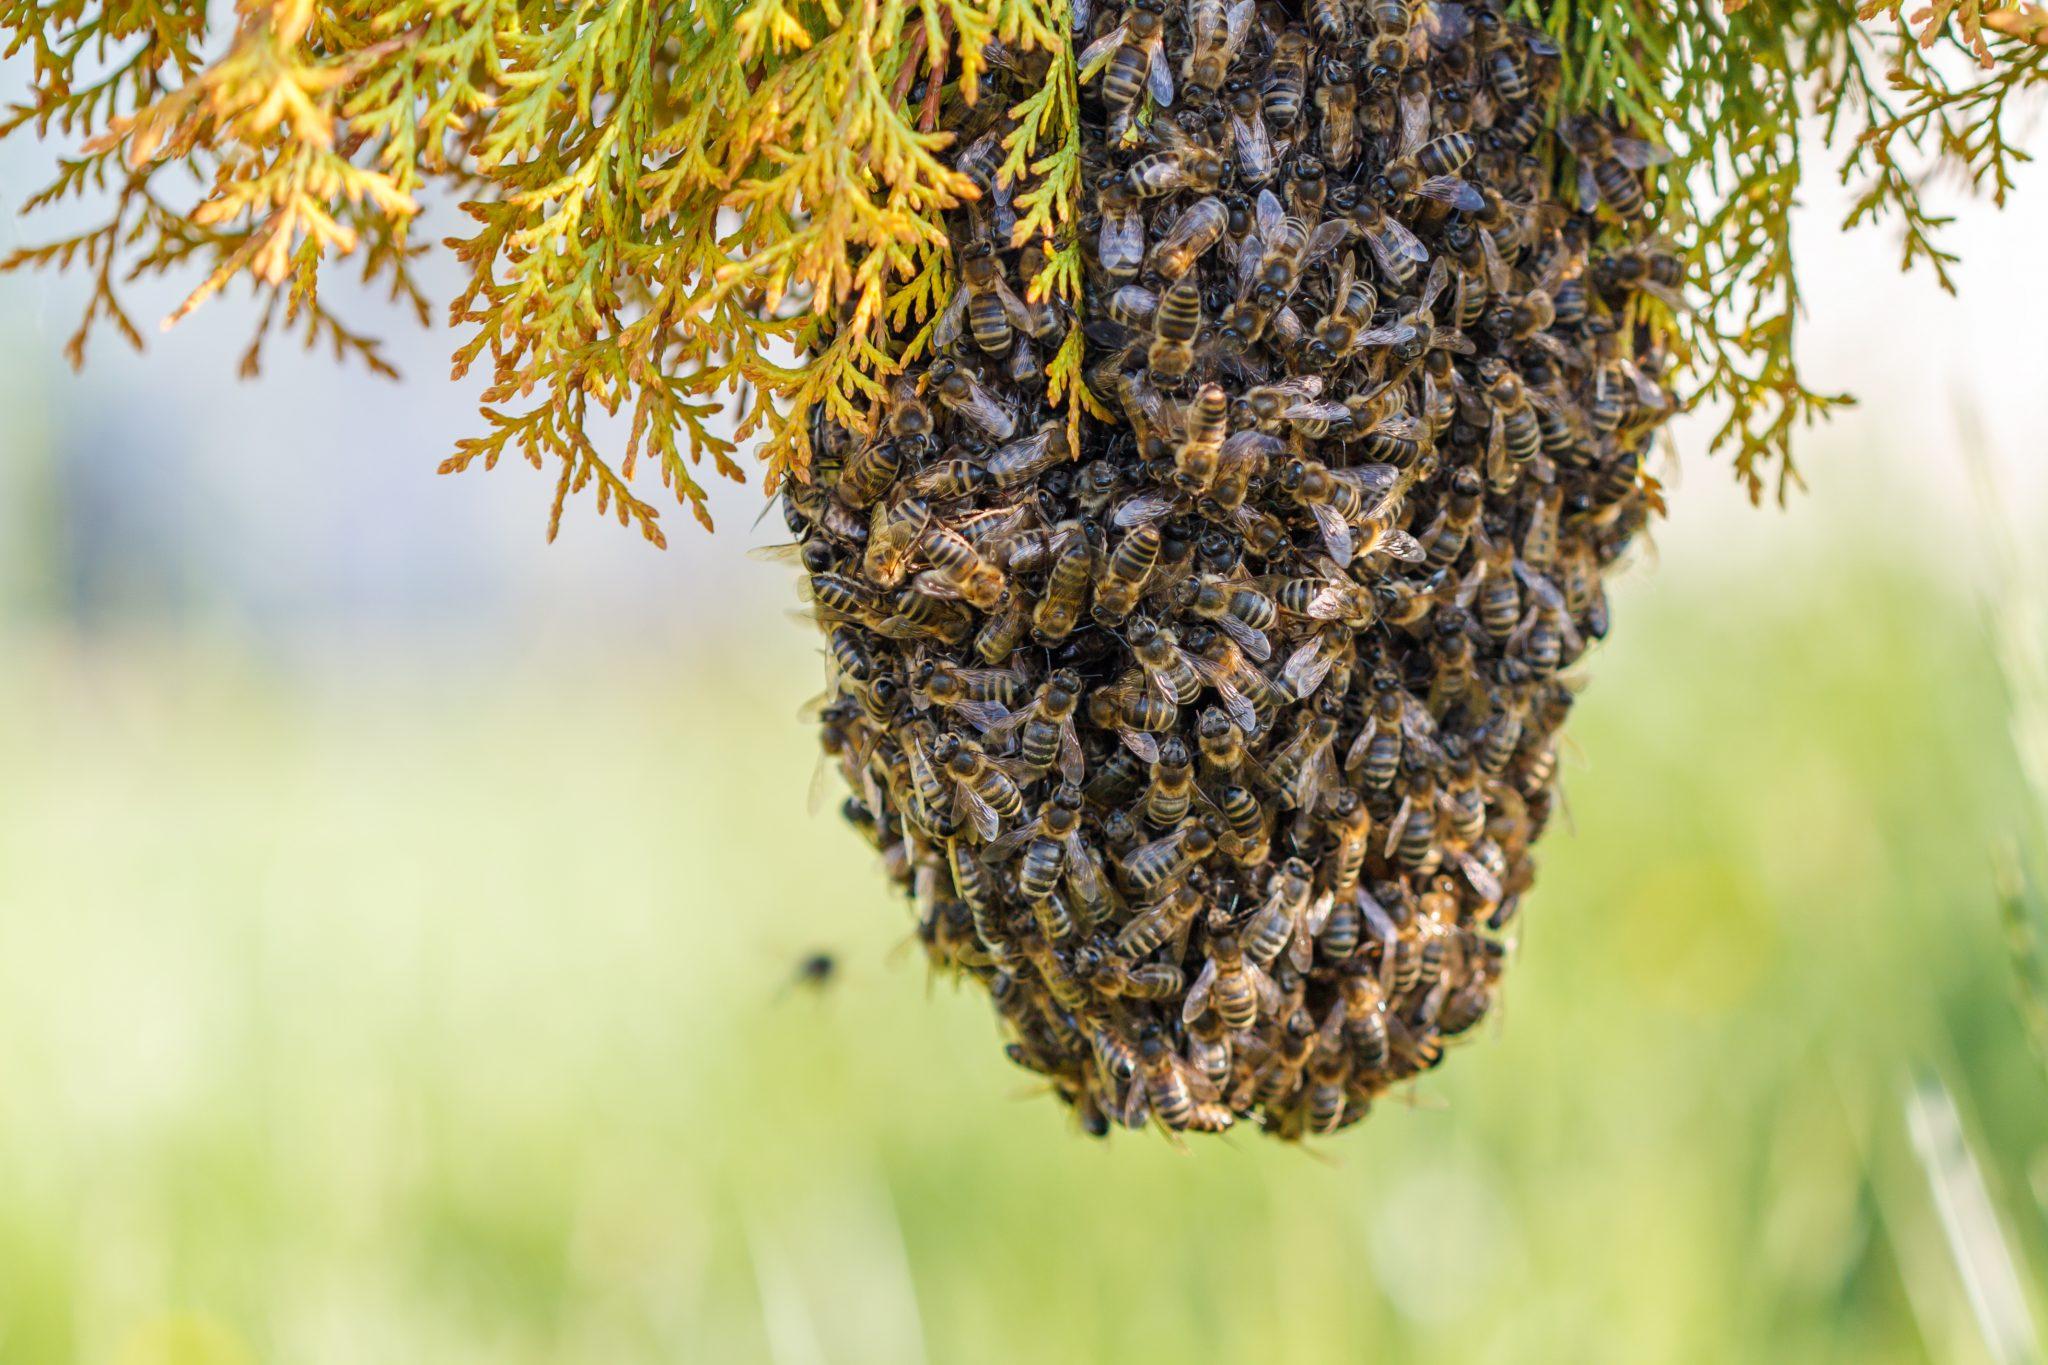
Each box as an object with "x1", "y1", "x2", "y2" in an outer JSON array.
[
  {"x1": 1116, "y1": 875, "x2": 1206, "y2": 956},
  {"x1": 1076, "y1": 943, "x2": 1186, "y2": 1000},
  {"x1": 933, "y1": 731, "x2": 1027, "y2": 837},
  {"x1": 1183, "y1": 0, "x2": 1254, "y2": 97},
  {"x1": 1097, "y1": 171, "x2": 1147, "y2": 277},
  {"x1": 1032, "y1": 520, "x2": 1096, "y2": 641},
  {"x1": 1368, "y1": 0, "x2": 1413, "y2": 38},
  {"x1": 936, "y1": 241, "x2": 1044, "y2": 356},
  {"x1": 1591, "y1": 244, "x2": 1689, "y2": 309},
  {"x1": 1168, "y1": 384, "x2": 1229, "y2": 498},
  {"x1": 993, "y1": 668, "x2": 1087, "y2": 783},
  {"x1": 1304, "y1": 1030, "x2": 1351, "y2": 1134},
  {"x1": 1141, "y1": 734, "x2": 1202, "y2": 827},
  {"x1": 1417, "y1": 465, "x2": 1487, "y2": 568},
  {"x1": 1106, "y1": 283, "x2": 1160, "y2": 331},
  {"x1": 927, "y1": 359, "x2": 1017, "y2": 439},
  {"x1": 1242, "y1": 858, "x2": 1316, "y2": 968},
  {"x1": 1313, "y1": 58, "x2": 1359, "y2": 168},
  {"x1": 1253, "y1": 1008, "x2": 1319, "y2": 1108},
  {"x1": 1564, "y1": 115, "x2": 1671, "y2": 218},
  {"x1": 1382, "y1": 132, "x2": 1484, "y2": 211},
  {"x1": 1491, "y1": 97, "x2": 1546, "y2": 151},
  {"x1": 1128, "y1": 128, "x2": 1230, "y2": 197},
  {"x1": 1185, "y1": 915, "x2": 1280, "y2": 1030},
  {"x1": 1224, "y1": 75, "x2": 1277, "y2": 184},
  {"x1": 1264, "y1": 30, "x2": 1314, "y2": 128},
  {"x1": 1082, "y1": 0, "x2": 1176, "y2": 139},
  {"x1": 1308, "y1": 0, "x2": 1347, "y2": 47},
  {"x1": 1259, "y1": 711, "x2": 1341, "y2": 809},
  {"x1": 1214, "y1": 782, "x2": 1271, "y2": 865},
  {"x1": 1092, "y1": 522, "x2": 1163, "y2": 624},
  {"x1": 1509, "y1": 567, "x2": 1584, "y2": 676},
  {"x1": 1346, "y1": 672, "x2": 1435, "y2": 789},
  {"x1": 1342, "y1": 189, "x2": 1430, "y2": 291},
  {"x1": 1278, "y1": 457, "x2": 1401, "y2": 566},
  {"x1": 1147, "y1": 196, "x2": 1229, "y2": 279},
  {"x1": 1386, "y1": 758, "x2": 1442, "y2": 872},
  {"x1": 1118, "y1": 821, "x2": 1219, "y2": 896},
  {"x1": 1171, "y1": 573, "x2": 1275, "y2": 659},
  {"x1": 833, "y1": 436, "x2": 905, "y2": 510},
  {"x1": 916, "y1": 522, "x2": 1007, "y2": 609},
  {"x1": 1126, "y1": 1025, "x2": 1219, "y2": 1132},
  {"x1": 1304, "y1": 252, "x2": 1383, "y2": 368},
  {"x1": 913, "y1": 657, "x2": 1026, "y2": 730},
  {"x1": 1321, "y1": 788, "x2": 1373, "y2": 905},
  {"x1": 1336, "y1": 971, "x2": 1391, "y2": 1072},
  {"x1": 1145, "y1": 272, "x2": 1204, "y2": 385}
]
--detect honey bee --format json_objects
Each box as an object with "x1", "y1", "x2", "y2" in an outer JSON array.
[
  {"x1": 1115, "y1": 875, "x2": 1205, "y2": 956},
  {"x1": 1224, "y1": 75, "x2": 1276, "y2": 184},
  {"x1": 1563, "y1": 115, "x2": 1671, "y2": 218},
  {"x1": 932, "y1": 731, "x2": 1027, "y2": 838},
  {"x1": 1092, "y1": 521, "x2": 1163, "y2": 624},
  {"x1": 1264, "y1": 30, "x2": 1314, "y2": 128},
  {"x1": 1182, "y1": 0, "x2": 1254, "y2": 96},
  {"x1": 1128, "y1": 126, "x2": 1230, "y2": 197},
  {"x1": 1509, "y1": 567, "x2": 1583, "y2": 676},
  {"x1": 936, "y1": 241, "x2": 1045, "y2": 356},
  {"x1": 1340, "y1": 188, "x2": 1430, "y2": 291},
  {"x1": 1147, "y1": 196, "x2": 1229, "y2": 279},
  {"x1": 1278, "y1": 456, "x2": 1401, "y2": 565},
  {"x1": 1117, "y1": 820, "x2": 1218, "y2": 896},
  {"x1": 1308, "y1": 0, "x2": 1347, "y2": 47},
  {"x1": 1214, "y1": 782, "x2": 1271, "y2": 865},
  {"x1": 1125, "y1": 1025, "x2": 1220, "y2": 1132},
  {"x1": 1141, "y1": 734, "x2": 1203, "y2": 826},
  {"x1": 913, "y1": 657, "x2": 1026, "y2": 730},
  {"x1": 1082, "y1": 0, "x2": 1176, "y2": 139},
  {"x1": 916, "y1": 522, "x2": 1007, "y2": 609},
  {"x1": 1097, "y1": 171, "x2": 1147, "y2": 277},
  {"x1": 1032, "y1": 520, "x2": 1096, "y2": 641},
  {"x1": 1313, "y1": 58, "x2": 1359, "y2": 168},
  {"x1": 1170, "y1": 382, "x2": 1229, "y2": 494},
  {"x1": 927, "y1": 359, "x2": 1018, "y2": 439},
  {"x1": 1185, "y1": 914, "x2": 1280, "y2": 1029},
  {"x1": 1145, "y1": 272, "x2": 1203, "y2": 385},
  {"x1": 1242, "y1": 857, "x2": 1316, "y2": 968},
  {"x1": 1170, "y1": 572, "x2": 1275, "y2": 659},
  {"x1": 1304, "y1": 252, "x2": 1383, "y2": 368}
]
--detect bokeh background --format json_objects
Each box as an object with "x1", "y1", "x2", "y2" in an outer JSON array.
[{"x1": 3, "y1": 116, "x2": 2048, "y2": 1363}]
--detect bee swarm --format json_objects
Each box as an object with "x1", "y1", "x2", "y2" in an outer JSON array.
[{"x1": 782, "y1": 0, "x2": 1677, "y2": 1140}]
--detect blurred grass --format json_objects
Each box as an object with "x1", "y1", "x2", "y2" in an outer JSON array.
[{"x1": 0, "y1": 539, "x2": 2042, "y2": 1364}]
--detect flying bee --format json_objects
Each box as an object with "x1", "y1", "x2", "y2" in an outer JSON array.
[
  {"x1": 926, "y1": 359, "x2": 1017, "y2": 439},
  {"x1": 1182, "y1": 0, "x2": 1254, "y2": 96},
  {"x1": 1313, "y1": 58, "x2": 1359, "y2": 168},
  {"x1": 1081, "y1": 0, "x2": 1176, "y2": 140},
  {"x1": 1264, "y1": 29, "x2": 1313, "y2": 128},
  {"x1": 1185, "y1": 915, "x2": 1281, "y2": 1030},
  {"x1": 1563, "y1": 114, "x2": 1672, "y2": 218},
  {"x1": 916, "y1": 522, "x2": 1007, "y2": 609},
  {"x1": 1147, "y1": 196, "x2": 1229, "y2": 279},
  {"x1": 1144, "y1": 272, "x2": 1203, "y2": 386},
  {"x1": 1224, "y1": 75, "x2": 1276, "y2": 184}
]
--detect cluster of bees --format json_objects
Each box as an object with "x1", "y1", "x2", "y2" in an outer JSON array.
[{"x1": 777, "y1": 0, "x2": 1679, "y2": 1140}]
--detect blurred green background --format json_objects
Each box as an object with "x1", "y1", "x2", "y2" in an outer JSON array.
[{"x1": 4, "y1": 141, "x2": 2048, "y2": 1365}]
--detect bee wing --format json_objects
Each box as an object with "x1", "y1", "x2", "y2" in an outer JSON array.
[
  {"x1": 1057, "y1": 719, "x2": 1087, "y2": 785},
  {"x1": 1118, "y1": 727, "x2": 1162, "y2": 764},
  {"x1": 1064, "y1": 832, "x2": 1109, "y2": 901},
  {"x1": 1454, "y1": 848, "x2": 1503, "y2": 903},
  {"x1": 1148, "y1": 42, "x2": 1176, "y2": 107},
  {"x1": 1343, "y1": 714, "x2": 1378, "y2": 770},
  {"x1": 1183, "y1": 957, "x2": 1218, "y2": 1024},
  {"x1": 1078, "y1": 24, "x2": 1129, "y2": 73},
  {"x1": 1357, "y1": 885, "x2": 1400, "y2": 944},
  {"x1": 1383, "y1": 797, "x2": 1413, "y2": 857},
  {"x1": 1610, "y1": 135, "x2": 1672, "y2": 168},
  {"x1": 1347, "y1": 321, "x2": 1418, "y2": 350},
  {"x1": 1303, "y1": 218, "x2": 1353, "y2": 268},
  {"x1": 1232, "y1": 113, "x2": 1274, "y2": 179},
  {"x1": 1365, "y1": 219, "x2": 1430, "y2": 276},
  {"x1": 1113, "y1": 490, "x2": 1179, "y2": 527},
  {"x1": 1430, "y1": 327, "x2": 1477, "y2": 355},
  {"x1": 1225, "y1": 0, "x2": 1256, "y2": 44},
  {"x1": 982, "y1": 824, "x2": 1040, "y2": 860},
  {"x1": 1575, "y1": 163, "x2": 1599, "y2": 214},
  {"x1": 910, "y1": 570, "x2": 967, "y2": 601},
  {"x1": 954, "y1": 783, "x2": 1003, "y2": 842},
  {"x1": 1302, "y1": 503, "x2": 1353, "y2": 567},
  {"x1": 1398, "y1": 90, "x2": 1429, "y2": 155},
  {"x1": 947, "y1": 699, "x2": 1015, "y2": 732},
  {"x1": 1189, "y1": 655, "x2": 1260, "y2": 732},
  {"x1": 1512, "y1": 559, "x2": 1565, "y2": 609},
  {"x1": 1374, "y1": 528, "x2": 1426, "y2": 563},
  {"x1": 1248, "y1": 960, "x2": 1282, "y2": 1018},
  {"x1": 950, "y1": 390, "x2": 1017, "y2": 440},
  {"x1": 1255, "y1": 186, "x2": 1285, "y2": 240},
  {"x1": 1281, "y1": 635, "x2": 1336, "y2": 699},
  {"x1": 1478, "y1": 227, "x2": 1512, "y2": 292},
  {"x1": 1213, "y1": 610, "x2": 1272, "y2": 662},
  {"x1": 1101, "y1": 212, "x2": 1146, "y2": 274},
  {"x1": 977, "y1": 703, "x2": 1031, "y2": 747}
]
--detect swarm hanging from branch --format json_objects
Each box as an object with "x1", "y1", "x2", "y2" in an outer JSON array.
[{"x1": 3, "y1": 0, "x2": 2045, "y2": 535}]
